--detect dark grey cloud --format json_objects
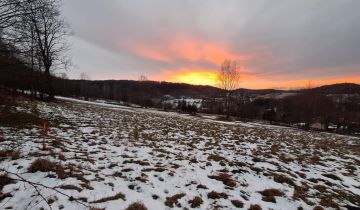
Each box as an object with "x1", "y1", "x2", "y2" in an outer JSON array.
[{"x1": 62, "y1": 0, "x2": 360, "y2": 87}]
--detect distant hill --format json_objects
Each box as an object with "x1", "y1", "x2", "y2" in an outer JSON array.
[
  {"x1": 57, "y1": 80, "x2": 360, "y2": 103},
  {"x1": 305, "y1": 83, "x2": 360, "y2": 94},
  {"x1": 235, "y1": 83, "x2": 360, "y2": 95},
  {"x1": 235, "y1": 88, "x2": 285, "y2": 95},
  {"x1": 60, "y1": 79, "x2": 221, "y2": 99}
]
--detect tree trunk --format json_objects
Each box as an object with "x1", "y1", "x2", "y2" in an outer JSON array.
[
  {"x1": 44, "y1": 67, "x2": 54, "y2": 100},
  {"x1": 226, "y1": 92, "x2": 230, "y2": 119}
]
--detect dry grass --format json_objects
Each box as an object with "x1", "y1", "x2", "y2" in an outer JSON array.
[
  {"x1": 231, "y1": 200, "x2": 244, "y2": 208},
  {"x1": 125, "y1": 202, "x2": 148, "y2": 210},
  {"x1": 28, "y1": 158, "x2": 67, "y2": 179},
  {"x1": 207, "y1": 191, "x2": 228, "y2": 200},
  {"x1": 259, "y1": 188, "x2": 285, "y2": 203},
  {"x1": 207, "y1": 154, "x2": 226, "y2": 162},
  {"x1": 0, "y1": 110, "x2": 45, "y2": 127},
  {"x1": 2, "y1": 93, "x2": 359, "y2": 209},
  {"x1": 208, "y1": 173, "x2": 236, "y2": 187},
  {"x1": 0, "y1": 175, "x2": 15, "y2": 192},
  {"x1": 164, "y1": 193, "x2": 186, "y2": 208},
  {"x1": 273, "y1": 174, "x2": 295, "y2": 186},
  {"x1": 259, "y1": 188, "x2": 285, "y2": 197},
  {"x1": 0, "y1": 150, "x2": 21, "y2": 160},
  {"x1": 90, "y1": 192, "x2": 125, "y2": 203},
  {"x1": 58, "y1": 184, "x2": 83, "y2": 192},
  {"x1": 188, "y1": 196, "x2": 203, "y2": 208},
  {"x1": 322, "y1": 173, "x2": 342, "y2": 181},
  {"x1": 123, "y1": 159, "x2": 150, "y2": 166},
  {"x1": 141, "y1": 167, "x2": 166, "y2": 172},
  {"x1": 248, "y1": 204, "x2": 262, "y2": 210},
  {"x1": 51, "y1": 139, "x2": 63, "y2": 148}
]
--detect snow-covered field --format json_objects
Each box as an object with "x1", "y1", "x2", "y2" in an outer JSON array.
[{"x1": 0, "y1": 97, "x2": 359, "y2": 210}]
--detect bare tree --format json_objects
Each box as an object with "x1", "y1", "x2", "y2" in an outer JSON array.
[
  {"x1": 59, "y1": 72, "x2": 68, "y2": 80},
  {"x1": 0, "y1": 0, "x2": 23, "y2": 31},
  {"x1": 217, "y1": 59, "x2": 241, "y2": 118},
  {"x1": 80, "y1": 72, "x2": 90, "y2": 80},
  {"x1": 139, "y1": 75, "x2": 148, "y2": 82},
  {"x1": 15, "y1": 0, "x2": 71, "y2": 99}
]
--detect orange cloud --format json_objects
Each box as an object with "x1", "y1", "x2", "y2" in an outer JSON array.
[
  {"x1": 167, "y1": 35, "x2": 252, "y2": 65},
  {"x1": 128, "y1": 34, "x2": 252, "y2": 65},
  {"x1": 131, "y1": 47, "x2": 172, "y2": 63}
]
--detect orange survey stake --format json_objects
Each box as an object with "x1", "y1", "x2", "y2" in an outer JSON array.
[{"x1": 43, "y1": 122, "x2": 49, "y2": 134}]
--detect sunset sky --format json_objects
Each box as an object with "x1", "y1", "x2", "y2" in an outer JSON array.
[{"x1": 62, "y1": 0, "x2": 360, "y2": 89}]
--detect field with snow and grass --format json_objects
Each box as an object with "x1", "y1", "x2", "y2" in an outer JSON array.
[{"x1": 0, "y1": 96, "x2": 359, "y2": 210}]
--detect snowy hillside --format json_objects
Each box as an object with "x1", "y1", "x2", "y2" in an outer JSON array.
[{"x1": 0, "y1": 97, "x2": 359, "y2": 210}]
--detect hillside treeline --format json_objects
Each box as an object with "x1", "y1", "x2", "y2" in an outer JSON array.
[
  {"x1": 0, "y1": 0, "x2": 70, "y2": 99},
  {"x1": 204, "y1": 87, "x2": 360, "y2": 134}
]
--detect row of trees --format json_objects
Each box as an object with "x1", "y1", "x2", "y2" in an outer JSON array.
[
  {"x1": 0, "y1": 0, "x2": 70, "y2": 99},
  {"x1": 201, "y1": 90, "x2": 360, "y2": 133}
]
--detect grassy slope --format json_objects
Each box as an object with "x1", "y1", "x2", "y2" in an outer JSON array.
[{"x1": 0, "y1": 96, "x2": 359, "y2": 210}]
